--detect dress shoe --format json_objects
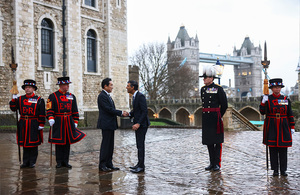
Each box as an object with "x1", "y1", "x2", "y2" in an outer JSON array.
[
  {"x1": 56, "y1": 163, "x2": 62, "y2": 168},
  {"x1": 205, "y1": 165, "x2": 214, "y2": 170},
  {"x1": 213, "y1": 165, "x2": 220, "y2": 171},
  {"x1": 29, "y1": 164, "x2": 35, "y2": 168},
  {"x1": 62, "y1": 162, "x2": 72, "y2": 168},
  {"x1": 99, "y1": 166, "x2": 111, "y2": 172},
  {"x1": 20, "y1": 164, "x2": 28, "y2": 168},
  {"x1": 107, "y1": 166, "x2": 120, "y2": 170},
  {"x1": 130, "y1": 167, "x2": 144, "y2": 173},
  {"x1": 273, "y1": 170, "x2": 279, "y2": 176},
  {"x1": 281, "y1": 171, "x2": 288, "y2": 176},
  {"x1": 130, "y1": 165, "x2": 139, "y2": 169}
]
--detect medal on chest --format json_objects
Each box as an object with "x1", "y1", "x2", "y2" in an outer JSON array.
[
  {"x1": 28, "y1": 98, "x2": 38, "y2": 104},
  {"x1": 278, "y1": 99, "x2": 288, "y2": 105},
  {"x1": 206, "y1": 87, "x2": 218, "y2": 94},
  {"x1": 66, "y1": 94, "x2": 73, "y2": 100}
]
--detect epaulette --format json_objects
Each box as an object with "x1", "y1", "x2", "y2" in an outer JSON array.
[{"x1": 215, "y1": 83, "x2": 222, "y2": 87}]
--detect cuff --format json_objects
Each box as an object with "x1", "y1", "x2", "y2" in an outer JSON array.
[
  {"x1": 291, "y1": 126, "x2": 295, "y2": 129},
  {"x1": 74, "y1": 120, "x2": 78, "y2": 124},
  {"x1": 260, "y1": 102, "x2": 265, "y2": 106},
  {"x1": 39, "y1": 124, "x2": 45, "y2": 127},
  {"x1": 48, "y1": 116, "x2": 54, "y2": 120}
]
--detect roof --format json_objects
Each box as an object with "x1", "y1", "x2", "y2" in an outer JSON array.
[{"x1": 176, "y1": 26, "x2": 190, "y2": 46}]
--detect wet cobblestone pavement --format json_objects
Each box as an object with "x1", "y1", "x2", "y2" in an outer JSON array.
[{"x1": 0, "y1": 128, "x2": 300, "y2": 194}]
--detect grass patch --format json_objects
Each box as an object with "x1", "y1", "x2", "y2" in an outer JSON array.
[{"x1": 150, "y1": 121, "x2": 169, "y2": 126}]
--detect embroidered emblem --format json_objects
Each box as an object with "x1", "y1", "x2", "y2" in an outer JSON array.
[{"x1": 46, "y1": 100, "x2": 52, "y2": 110}]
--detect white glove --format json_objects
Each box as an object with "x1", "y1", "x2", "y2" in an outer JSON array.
[
  {"x1": 13, "y1": 94, "x2": 18, "y2": 99},
  {"x1": 262, "y1": 95, "x2": 268, "y2": 104},
  {"x1": 291, "y1": 129, "x2": 295, "y2": 134},
  {"x1": 49, "y1": 119, "x2": 55, "y2": 126},
  {"x1": 38, "y1": 126, "x2": 44, "y2": 130},
  {"x1": 75, "y1": 123, "x2": 78, "y2": 128}
]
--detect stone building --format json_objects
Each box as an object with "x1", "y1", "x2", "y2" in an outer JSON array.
[
  {"x1": 233, "y1": 36, "x2": 262, "y2": 97},
  {"x1": 167, "y1": 25, "x2": 199, "y2": 99},
  {"x1": 0, "y1": 0, "x2": 128, "y2": 122}
]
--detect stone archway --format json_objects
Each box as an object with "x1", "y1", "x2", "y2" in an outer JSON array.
[
  {"x1": 176, "y1": 107, "x2": 190, "y2": 125},
  {"x1": 194, "y1": 107, "x2": 203, "y2": 127},
  {"x1": 239, "y1": 106, "x2": 261, "y2": 121},
  {"x1": 148, "y1": 108, "x2": 155, "y2": 119},
  {"x1": 159, "y1": 107, "x2": 172, "y2": 119}
]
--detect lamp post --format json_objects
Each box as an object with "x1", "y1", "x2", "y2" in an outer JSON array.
[{"x1": 215, "y1": 58, "x2": 224, "y2": 85}]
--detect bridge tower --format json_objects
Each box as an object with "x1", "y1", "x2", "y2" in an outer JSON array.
[
  {"x1": 167, "y1": 25, "x2": 199, "y2": 98},
  {"x1": 233, "y1": 36, "x2": 262, "y2": 97}
]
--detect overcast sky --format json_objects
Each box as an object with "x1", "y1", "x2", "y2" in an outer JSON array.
[{"x1": 127, "y1": 0, "x2": 299, "y2": 92}]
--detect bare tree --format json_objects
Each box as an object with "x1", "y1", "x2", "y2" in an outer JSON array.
[{"x1": 130, "y1": 42, "x2": 168, "y2": 99}]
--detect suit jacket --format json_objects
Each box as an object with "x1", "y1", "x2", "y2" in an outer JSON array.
[
  {"x1": 97, "y1": 90, "x2": 122, "y2": 130},
  {"x1": 130, "y1": 91, "x2": 150, "y2": 127}
]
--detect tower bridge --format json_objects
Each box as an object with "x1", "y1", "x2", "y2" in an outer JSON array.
[
  {"x1": 146, "y1": 97, "x2": 262, "y2": 131},
  {"x1": 199, "y1": 52, "x2": 254, "y2": 65}
]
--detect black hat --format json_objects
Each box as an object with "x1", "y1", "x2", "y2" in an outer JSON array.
[
  {"x1": 22, "y1": 79, "x2": 37, "y2": 90},
  {"x1": 269, "y1": 78, "x2": 284, "y2": 88},
  {"x1": 56, "y1": 77, "x2": 72, "y2": 85}
]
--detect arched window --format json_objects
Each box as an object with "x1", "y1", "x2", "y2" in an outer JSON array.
[
  {"x1": 85, "y1": 0, "x2": 95, "y2": 7},
  {"x1": 41, "y1": 19, "x2": 53, "y2": 67},
  {"x1": 87, "y1": 30, "x2": 96, "y2": 72}
]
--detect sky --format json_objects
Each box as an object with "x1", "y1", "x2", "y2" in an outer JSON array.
[{"x1": 127, "y1": 0, "x2": 300, "y2": 92}]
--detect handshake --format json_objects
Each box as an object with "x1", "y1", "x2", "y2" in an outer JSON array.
[{"x1": 122, "y1": 111, "x2": 129, "y2": 117}]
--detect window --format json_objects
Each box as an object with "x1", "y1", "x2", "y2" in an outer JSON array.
[
  {"x1": 85, "y1": 0, "x2": 95, "y2": 7},
  {"x1": 87, "y1": 30, "x2": 96, "y2": 72},
  {"x1": 41, "y1": 19, "x2": 53, "y2": 67}
]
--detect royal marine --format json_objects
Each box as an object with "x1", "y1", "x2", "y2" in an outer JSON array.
[{"x1": 200, "y1": 65, "x2": 228, "y2": 171}]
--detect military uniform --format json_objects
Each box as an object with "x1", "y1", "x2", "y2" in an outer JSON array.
[
  {"x1": 201, "y1": 82, "x2": 228, "y2": 170},
  {"x1": 9, "y1": 79, "x2": 45, "y2": 168},
  {"x1": 259, "y1": 78, "x2": 295, "y2": 175},
  {"x1": 47, "y1": 77, "x2": 86, "y2": 168}
]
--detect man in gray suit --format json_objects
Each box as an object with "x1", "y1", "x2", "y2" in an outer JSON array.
[{"x1": 97, "y1": 78, "x2": 128, "y2": 171}]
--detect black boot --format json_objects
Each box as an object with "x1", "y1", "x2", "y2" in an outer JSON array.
[{"x1": 273, "y1": 170, "x2": 279, "y2": 176}]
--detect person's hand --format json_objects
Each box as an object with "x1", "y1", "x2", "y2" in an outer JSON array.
[
  {"x1": 291, "y1": 129, "x2": 295, "y2": 134},
  {"x1": 122, "y1": 111, "x2": 129, "y2": 117},
  {"x1": 132, "y1": 123, "x2": 140, "y2": 131},
  {"x1": 75, "y1": 123, "x2": 78, "y2": 128},
  {"x1": 13, "y1": 94, "x2": 18, "y2": 99},
  {"x1": 262, "y1": 95, "x2": 268, "y2": 104},
  {"x1": 38, "y1": 126, "x2": 44, "y2": 130},
  {"x1": 49, "y1": 119, "x2": 55, "y2": 126}
]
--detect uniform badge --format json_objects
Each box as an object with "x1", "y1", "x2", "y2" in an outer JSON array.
[
  {"x1": 28, "y1": 98, "x2": 38, "y2": 103},
  {"x1": 46, "y1": 99, "x2": 52, "y2": 110},
  {"x1": 206, "y1": 87, "x2": 218, "y2": 94},
  {"x1": 278, "y1": 99, "x2": 288, "y2": 105},
  {"x1": 66, "y1": 95, "x2": 73, "y2": 100}
]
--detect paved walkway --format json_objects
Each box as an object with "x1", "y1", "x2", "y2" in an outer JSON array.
[{"x1": 0, "y1": 128, "x2": 300, "y2": 194}]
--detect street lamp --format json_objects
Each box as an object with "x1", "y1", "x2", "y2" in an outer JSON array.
[
  {"x1": 214, "y1": 58, "x2": 224, "y2": 85},
  {"x1": 296, "y1": 59, "x2": 300, "y2": 101}
]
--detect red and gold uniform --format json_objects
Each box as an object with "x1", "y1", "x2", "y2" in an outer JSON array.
[
  {"x1": 47, "y1": 77, "x2": 86, "y2": 168},
  {"x1": 259, "y1": 78, "x2": 295, "y2": 175},
  {"x1": 47, "y1": 89, "x2": 86, "y2": 145},
  {"x1": 9, "y1": 79, "x2": 45, "y2": 167}
]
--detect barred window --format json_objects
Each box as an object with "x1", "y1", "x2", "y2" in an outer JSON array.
[
  {"x1": 85, "y1": 0, "x2": 95, "y2": 7},
  {"x1": 41, "y1": 19, "x2": 53, "y2": 67},
  {"x1": 87, "y1": 30, "x2": 96, "y2": 72}
]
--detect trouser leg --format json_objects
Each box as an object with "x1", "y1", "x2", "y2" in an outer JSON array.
[
  {"x1": 279, "y1": 147, "x2": 287, "y2": 172},
  {"x1": 135, "y1": 127, "x2": 147, "y2": 168},
  {"x1": 215, "y1": 143, "x2": 222, "y2": 167},
  {"x1": 207, "y1": 145, "x2": 215, "y2": 166},
  {"x1": 22, "y1": 147, "x2": 30, "y2": 165},
  {"x1": 29, "y1": 146, "x2": 38, "y2": 165},
  {"x1": 269, "y1": 147, "x2": 279, "y2": 171}
]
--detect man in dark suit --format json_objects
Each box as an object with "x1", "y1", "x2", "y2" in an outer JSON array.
[
  {"x1": 97, "y1": 78, "x2": 128, "y2": 171},
  {"x1": 126, "y1": 80, "x2": 150, "y2": 173}
]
